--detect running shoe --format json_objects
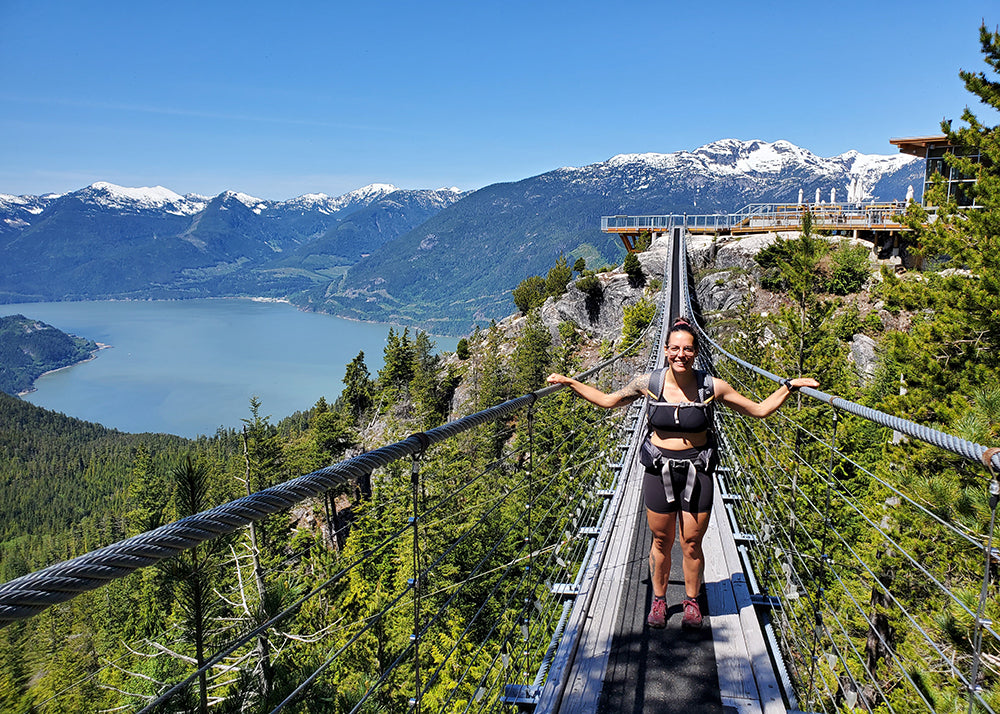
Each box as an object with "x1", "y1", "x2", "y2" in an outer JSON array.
[
  {"x1": 647, "y1": 597, "x2": 667, "y2": 628},
  {"x1": 681, "y1": 597, "x2": 703, "y2": 629}
]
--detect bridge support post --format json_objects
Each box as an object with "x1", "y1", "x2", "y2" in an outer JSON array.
[
  {"x1": 967, "y1": 476, "x2": 1000, "y2": 713},
  {"x1": 410, "y1": 451, "x2": 424, "y2": 714},
  {"x1": 806, "y1": 409, "x2": 838, "y2": 712}
]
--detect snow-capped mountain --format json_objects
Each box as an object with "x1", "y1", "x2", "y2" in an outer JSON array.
[
  {"x1": 74, "y1": 182, "x2": 208, "y2": 215},
  {"x1": 0, "y1": 181, "x2": 468, "y2": 303},
  {"x1": 330, "y1": 139, "x2": 922, "y2": 331},
  {"x1": 601, "y1": 139, "x2": 914, "y2": 183},
  {"x1": 0, "y1": 193, "x2": 56, "y2": 235},
  {"x1": 558, "y1": 139, "x2": 919, "y2": 206}
]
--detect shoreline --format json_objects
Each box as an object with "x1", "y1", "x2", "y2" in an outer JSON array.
[{"x1": 17, "y1": 342, "x2": 111, "y2": 396}]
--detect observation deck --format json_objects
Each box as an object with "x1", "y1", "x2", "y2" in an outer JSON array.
[{"x1": 602, "y1": 202, "x2": 916, "y2": 251}]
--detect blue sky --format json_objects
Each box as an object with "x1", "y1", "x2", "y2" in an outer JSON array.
[{"x1": 1, "y1": 0, "x2": 997, "y2": 200}]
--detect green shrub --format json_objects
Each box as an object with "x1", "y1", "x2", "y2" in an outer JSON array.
[
  {"x1": 558, "y1": 321, "x2": 579, "y2": 346},
  {"x1": 622, "y1": 299, "x2": 656, "y2": 350},
  {"x1": 862, "y1": 310, "x2": 885, "y2": 334},
  {"x1": 456, "y1": 338, "x2": 470, "y2": 360},
  {"x1": 833, "y1": 305, "x2": 861, "y2": 341},
  {"x1": 827, "y1": 243, "x2": 872, "y2": 295},
  {"x1": 512, "y1": 275, "x2": 546, "y2": 314}
]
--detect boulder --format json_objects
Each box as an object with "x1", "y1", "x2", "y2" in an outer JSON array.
[
  {"x1": 686, "y1": 234, "x2": 718, "y2": 272},
  {"x1": 695, "y1": 270, "x2": 754, "y2": 313},
  {"x1": 636, "y1": 233, "x2": 672, "y2": 279},
  {"x1": 848, "y1": 333, "x2": 878, "y2": 383},
  {"x1": 713, "y1": 232, "x2": 783, "y2": 273},
  {"x1": 539, "y1": 271, "x2": 650, "y2": 342}
]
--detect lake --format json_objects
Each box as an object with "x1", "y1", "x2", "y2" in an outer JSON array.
[{"x1": 3, "y1": 300, "x2": 457, "y2": 439}]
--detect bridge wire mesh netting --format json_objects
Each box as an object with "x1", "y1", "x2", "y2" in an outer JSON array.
[
  {"x1": 681, "y1": 228, "x2": 1000, "y2": 713},
  {"x1": 0, "y1": 293, "x2": 661, "y2": 711}
]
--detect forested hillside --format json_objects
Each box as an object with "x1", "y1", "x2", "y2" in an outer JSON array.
[
  {"x1": 0, "y1": 315, "x2": 98, "y2": 395},
  {"x1": 0, "y1": 262, "x2": 654, "y2": 710}
]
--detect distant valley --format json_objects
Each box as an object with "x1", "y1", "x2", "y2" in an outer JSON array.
[{"x1": 0, "y1": 139, "x2": 922, "y2": 335}]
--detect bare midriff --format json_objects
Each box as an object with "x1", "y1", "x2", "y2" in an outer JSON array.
[{"x1": 650, "y1": 429, "x2": 709, "y2": 450}]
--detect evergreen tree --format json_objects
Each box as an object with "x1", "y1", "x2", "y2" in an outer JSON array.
[
  {"x1": 512, "y1": 275, "x2": 546, "y2": 314},
  {"x1": 410, "y1": 331, "x2": 446, "y2": 428},
  {"x1": 124, "y1": 445, "x2": 163, "y2": 535},
  {"x1": 889, "y1": 23, "x2": 1000, "y2": 416},
  {"x1": 755, "y1": 210, "x2": 831, "y2": 380},
  {"x1": 242, "y1": 397, "x2": 283, "y2": 493},
  {"x1": 512, "y1": 311, "x2": 552, "y2": 394},
  {"x1": 623, "y1": 251, "x2": 645, "y2": 288},
  {"x1": 553, "y1": 320, "x2": 581, "y2": 374},
  {"x1": 925, "y1": 23, "x2": 1000, "y2": 362},
  {"x1": 163, "y1": 455, "x2": 225, "y2": 714},
  {"x1": 379, "y1": 327, "x2": 415, "y2": 391},
  {"x1": 545, "y1": 254, "x2": 573, "y2": 298},
  {"x1": 339, "y1": 350, "x2": 373, "y2": 421}
]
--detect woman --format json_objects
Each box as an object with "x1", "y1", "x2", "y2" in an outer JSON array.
[{"x1": 546, "y1": 317, "x2": 818, "y2": 629}]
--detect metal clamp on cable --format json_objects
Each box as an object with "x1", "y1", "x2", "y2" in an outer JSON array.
[
  {"x1": 982, "y1": 447, "x2": 1000, "y2": 474},
  {"x1": 408, "y1": 431, "x2": 432, "y2": 454}
]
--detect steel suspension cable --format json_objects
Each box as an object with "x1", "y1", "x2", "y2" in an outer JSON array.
[{"x1": 717, "y1": 365, "x2": 998, "y2": 712}]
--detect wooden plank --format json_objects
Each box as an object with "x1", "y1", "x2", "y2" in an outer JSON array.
[
  {"x1": 709, "y1": 479, "x2": 787, "y2": 714},
  {"x1": 722, "y1": 697, "x2": 765, "y2": 714},
  {"x1": 704, "y1": 510, "x2": 760, "y2": 702},
  {"x1": 557, "y1": 453, "x2": 646, "y2": 713}
]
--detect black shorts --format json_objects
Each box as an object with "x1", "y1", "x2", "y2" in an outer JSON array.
[{"x1": 642, "y1": 444, "x2": 716, "y2": 514}]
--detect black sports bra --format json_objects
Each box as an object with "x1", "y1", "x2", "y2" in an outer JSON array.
[{"x1": 647, "y1": 400, "x2": 712, "y2": 433}]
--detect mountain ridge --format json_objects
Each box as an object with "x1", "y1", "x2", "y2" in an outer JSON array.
[
  {"x1": 0, "y1": 139, "x2": 922, "y2": 333},
  {"x1": 319, "y1": 139, "x2": 922, "y2": 331}
]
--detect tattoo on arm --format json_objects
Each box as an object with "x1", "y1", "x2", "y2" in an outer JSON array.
[{"x1": 607, "y1": 373, "x2": 651, "y2": 405}]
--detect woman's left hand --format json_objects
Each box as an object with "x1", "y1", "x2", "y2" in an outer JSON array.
[{"x1": 788, "y1": 377, "x2": 819, "y2": 390}]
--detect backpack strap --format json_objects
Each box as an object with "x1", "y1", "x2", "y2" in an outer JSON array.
[
  {"x1": 649, "y1": 368, "x2": 666, "y2": 401},
  {"x1": 696, "y1": 370, "x2": 715, "y2": 402},
  {"x1": 644, "y1": 368, "x2": 666, "y2": 437},
  {"x1": 697, "y1": 370, "x2": 716, "y2": 432}
]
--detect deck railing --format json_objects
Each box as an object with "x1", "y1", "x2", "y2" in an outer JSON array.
[{"x1": 602, "y1": 201, "x2": 924, "y2": 235}]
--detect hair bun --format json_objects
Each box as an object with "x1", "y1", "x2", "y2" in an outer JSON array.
[{"x1": 672, "y1": 317, "x2": 691, "y2": 326}]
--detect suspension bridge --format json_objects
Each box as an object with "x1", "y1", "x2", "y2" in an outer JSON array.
[{"x1": 1, "y1": 223, "x2": 999, "y2": 713}]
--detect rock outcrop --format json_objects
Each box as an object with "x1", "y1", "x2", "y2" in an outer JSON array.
[
  {"x1": 695, "y1": 270, "x2": 755, "y2": 313},
  {"x1": 848, "y1": 333, "x2": 878, "y2": 383}
]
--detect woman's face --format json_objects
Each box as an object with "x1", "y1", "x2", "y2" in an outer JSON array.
[{"x1": 665, "y1": 331, "x2": 697, "y2": 373}]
